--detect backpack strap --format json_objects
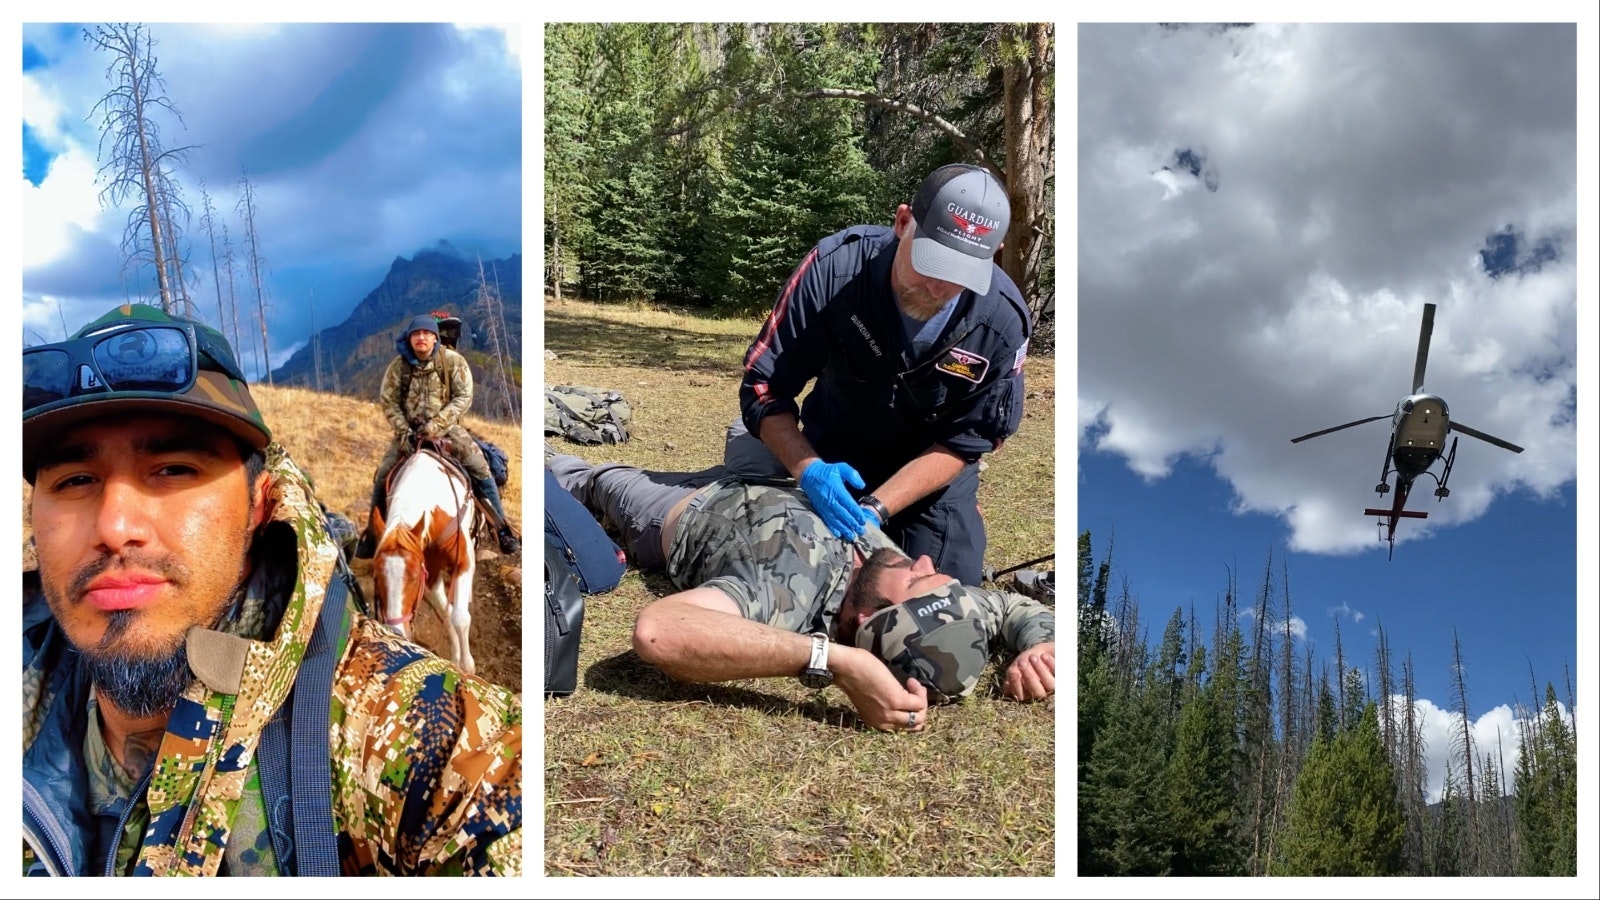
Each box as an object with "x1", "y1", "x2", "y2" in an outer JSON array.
[{"x1": 259, "y1": 571, "x2": 349, "y2": 876}]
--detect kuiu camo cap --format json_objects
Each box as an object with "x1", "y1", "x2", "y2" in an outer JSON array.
[
  {"x1": 909, "y1": 163, "x2": 1011, "y2": 296},
  {"x1": 854, "y1": 581, "x2": 992, "y2": 701},
  {"x1": 22, "y1": 303, "x2": 271, "y2": 482}
]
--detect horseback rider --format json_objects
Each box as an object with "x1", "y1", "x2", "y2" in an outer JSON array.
[{"x1": 356, "y1": 313, "x2": 520, "y2": 556}]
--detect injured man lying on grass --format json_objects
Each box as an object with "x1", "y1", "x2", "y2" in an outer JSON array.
[{"x1": 547, "y1": 451, "x2": 1055, "y2": 734}]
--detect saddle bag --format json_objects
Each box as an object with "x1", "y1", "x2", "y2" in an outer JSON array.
[
  {"x1": 474, "y1": 435, "x2": 511, "y2": 487},
  {"x1": 543, "y1": 470, "x2": 626, "y2": 696}
]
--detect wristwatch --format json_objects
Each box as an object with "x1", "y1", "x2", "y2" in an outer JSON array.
[
  {"x1": 799, "y1": 632, "x2": 834, "y2": 689},
  {"x1": 859, "y1": 494, "x2": 890, "y2": 526}
]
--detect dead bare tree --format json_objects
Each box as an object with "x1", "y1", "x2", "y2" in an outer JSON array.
[
  {"x1": 310, "y1": 288, "x2": 323, "y2": 392},
  {"x1": 200, "y1": 184, "x2": 228, "y2": 330},
  {"x1": 237, "y1": 169, "x2": 272, "y2": 383},
  {"x1": 1449, "y1": 629, "x2": 1481, "y2": 872},
  {"x1": 157, "y1": 175, "x2": 196, "y2": 317},
  {"x1": 85, "y1": 23, "x2": 195, "y2": 313},
  {"x1": 1400, "y1": 654, "x2": 1428, "y2": 874},
  {"x1": 219, "y1": 220, "x2": 246, "y2": 361},
  {"x1": 474, "y1": 257, "x2": 520, "y2": 423}
]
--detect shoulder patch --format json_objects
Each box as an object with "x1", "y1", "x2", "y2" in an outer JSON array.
[{"x1": 934, "y1": 346, "x2": 991, "y2": 384}]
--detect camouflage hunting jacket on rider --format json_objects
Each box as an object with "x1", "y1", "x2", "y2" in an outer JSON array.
[
  {"x1": 667, "y1": 479, "x2": 1053, "y2": 650},
  {"x1": 22, "y1": 445, "x2": 523, "y2": 876},
  {"x1": 380, "y1": 345, "x2": 474, "y2": 439}
]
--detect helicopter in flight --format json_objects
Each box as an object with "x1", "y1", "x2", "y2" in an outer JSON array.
[{"x1": 1290, "y1": 302, "x2": 1523, "y2": 558}]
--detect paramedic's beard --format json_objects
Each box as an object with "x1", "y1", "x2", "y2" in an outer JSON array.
[{"x1": 892, "y1": 274, "x2": 957, "y2": 322}]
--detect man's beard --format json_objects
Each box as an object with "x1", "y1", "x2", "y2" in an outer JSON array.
[
  {"x1": 84, "y1": 624, "x2": 194, "y2": 717},
  {"x1": 896, "y1": 287, "x2": 953, "y2": 322},
  {"x1": 837, "y1": 548, "x2": 910, "y2": 645},
  {"x1": 60, "y1": 550, "x2": 245, "y2": 717}
]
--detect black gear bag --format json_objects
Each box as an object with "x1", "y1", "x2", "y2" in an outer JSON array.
[{"x1": 543, "y1": 469, "x2": 626, "y2": 696}]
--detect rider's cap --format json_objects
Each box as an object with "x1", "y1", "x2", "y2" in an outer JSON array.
[{"x1": 405, "y1": 313, "x2": 440, "y2": 337}]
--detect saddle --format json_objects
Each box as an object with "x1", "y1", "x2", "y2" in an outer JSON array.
[
  {"x1": 383, "y1": 439, "x2": 469, "y2": 495},
  {"x1": 383, "y1": 440, "x2": 513, "y2": 548}
]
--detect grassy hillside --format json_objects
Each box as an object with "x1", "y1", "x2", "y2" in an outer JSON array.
[{"x1": 543, "y1": 297, "x2": 1056, "y2": 877}]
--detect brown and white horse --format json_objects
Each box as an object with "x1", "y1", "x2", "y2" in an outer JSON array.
[{"x1": 371, "y1": 448, "x2": 478, "y2": 675}]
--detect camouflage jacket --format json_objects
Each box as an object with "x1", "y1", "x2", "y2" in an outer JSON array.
[
  {"x1": 379, "y1": 345, "x2": 474, "y2": 438},
  {"x1": 666, "y1": 480, "x2": 1053, "y2": 649},
  {"x1": 22, "y1": 446, "x2": 522, "y2": 876}
]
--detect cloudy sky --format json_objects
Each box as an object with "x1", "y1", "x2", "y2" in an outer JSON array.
[
  {"x1": 22, "y1": 22, "x2": 521, "y2": 376},
  {"x1": 1078, "y1": 23, "x2": 1583, "y2": 803}
]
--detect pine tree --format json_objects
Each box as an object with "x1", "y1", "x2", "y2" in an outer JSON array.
[
  {"x1": 1514, "y1": 683, "x2": 1577, "y2": 875},
  {"x1": 1162, "y1": 675, "x2": 1243, "y2": 874},
  {"x1": 1275, "y1": 703, "x2": 1406, "y2": 875},
  {"x1": 1079, "y1": 688, "x2": 1174, "y2": 875},
  {"x1": 543, "y1": 23, "x2": 600, "y2": 300},
  {"x1": 697, "y1": 23, "x2": 884, "y2": 310}
]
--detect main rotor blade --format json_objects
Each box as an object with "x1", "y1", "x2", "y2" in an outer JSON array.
[
  {"x1": 1450, "y1": 421, "x2": 1524, "y2": 454},
  {"x1": 1412, "y1": 302, "x2": 1436, "y2": 394},
  {"x1": 1290, "y1": 415, "x2": 1388, "y2": 443}
]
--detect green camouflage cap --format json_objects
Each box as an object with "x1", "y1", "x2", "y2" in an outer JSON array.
[
  {"x1": 853, "y1": 581, "x2": 992, "y2": 701},
  {"x1": 23, "y1": 303, "x2": 271, "y2": 482}
]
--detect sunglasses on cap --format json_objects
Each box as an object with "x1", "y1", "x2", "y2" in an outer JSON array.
[{"x1": 23, "y1": 320, "x2": 247, "y2": 417}]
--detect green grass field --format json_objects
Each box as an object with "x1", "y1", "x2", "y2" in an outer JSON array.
[{"x1": 542, "y1": 298, "x2": 1057, "y2": 876}]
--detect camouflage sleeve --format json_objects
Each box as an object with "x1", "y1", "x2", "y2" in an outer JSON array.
[
  {"x1": 378, "y1": 359, "x2": 410, "y2": 436},
  {"x1": 435, "y1": 350, "x2": 474, "y2": 430},
  {"x1": 970, "y1": 587, "x2": 1055, "y2": 653},
  {"x1": 332, "y1": 624, "x2": 523, "y2": 876}
]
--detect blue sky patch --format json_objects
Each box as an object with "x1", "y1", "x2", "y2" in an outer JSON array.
[
  {"x1": 23, "y1": 123, "x2": 55, "y2": 186},
  {"x1": 23, "y1": 42, "x2": 48, "y2": 72}
]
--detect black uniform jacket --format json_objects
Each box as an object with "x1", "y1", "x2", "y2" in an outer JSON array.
[{"x1": 740, "y1": 225, "x2": 1032, "y2": 487}]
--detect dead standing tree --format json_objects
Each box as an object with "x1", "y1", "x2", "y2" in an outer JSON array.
[
  {"x1": 220, "y1": 220, "x2": 246, "y2": 362},
  {"x1": 200, "y1": 183, "x2": 235, "y2": 338},
  {"x1": 237, "y1": 169, "x2": 272, "y2": 384},
  {"x1": 157, "y1": 175, "x2": 197, "y2": 317},
  {"x1": 86, "y1": 23, "x2": 194, "y2": 314},
  {"x1": 476, "y1": 257, "x2": 520, "y2": 424}
]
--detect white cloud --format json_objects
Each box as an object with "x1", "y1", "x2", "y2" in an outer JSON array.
[
  {"x1": 455, "y1": 23, "x2": 520, "y2": 66},
  {"x1": 1329, "y1": 601, "x2": 1366, "y2": 624},
  {"x1": 1390, "y1": 694, "x2": 1574, "y2": 804},
  {"x1": 22, "y1": 22, "x2": 521, "y2": 358},
  {"x1": 22, "y1": 146, "x2": 105, "y2": 271},
  {"x1": 1238, "y1": 607, "x2": 1309, "y2": 643}
]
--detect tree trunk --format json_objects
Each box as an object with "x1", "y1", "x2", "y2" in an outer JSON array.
[{"x1": 1000, "y1": 23, "x2": 1052, "y2": 322}]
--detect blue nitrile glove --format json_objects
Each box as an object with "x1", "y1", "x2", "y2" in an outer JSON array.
[{"x1": 799, "y1": 459, "x2": 872, "y2": 540}]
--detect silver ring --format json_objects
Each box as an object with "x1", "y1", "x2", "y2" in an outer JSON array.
[{"x1": 907, "y1": 711, "x2": 917, "y2": 728}]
